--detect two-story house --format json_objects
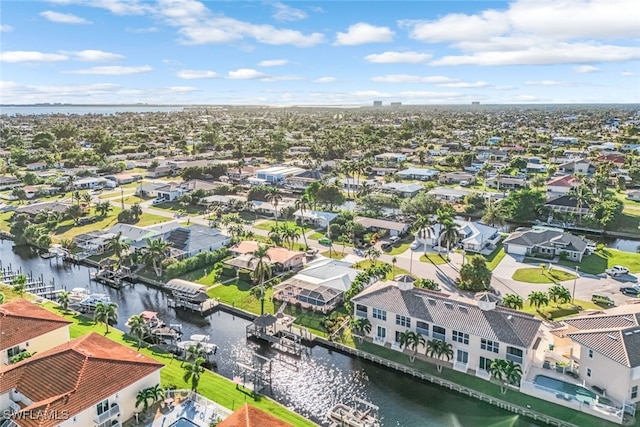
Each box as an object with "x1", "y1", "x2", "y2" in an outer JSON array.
[
  {"x1": 0, "y1": 299, "x2": 72, "y2": 365},
  {"x1": 0, "y1": 332, "x2": 163, "y2": 427},
  {"x1": 351, "y1": 281, "x2": 542, "y2": 380}
]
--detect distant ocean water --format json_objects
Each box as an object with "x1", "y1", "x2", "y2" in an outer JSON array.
[{"x1": 0, "y1": 105, "x2": 185, "y2": 116}]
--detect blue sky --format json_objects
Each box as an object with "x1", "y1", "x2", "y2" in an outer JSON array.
[{"x1": 1, "y1": 0, "x2": 639, "y2": 105}]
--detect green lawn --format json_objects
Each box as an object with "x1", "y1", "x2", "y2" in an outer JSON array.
[
  {"x1": 419, "y1": 253, "x2": 448, "y2": 265},
  {"x1": 559, "y1": 248, "x2": 640, "y2": 275},
  {"x1": 254, "y1": 220, "x2": 315, "y2": 233},
  {"x1": 122, "y1": 194, "x2": 152, "y2": 205},
  {"x1": 99, "y1": 190, "x2": 136, "y2": 200},
  {"x1": 384, "y1": 239, "x2": 412, "y2": 255},
  {"x1": 54, "y1": 209, "x2": 124, "y2": 241},
  {"x1": 180, "y1": 267, "x2": 225, "y2": 286},
  {"x1": 521, "y1": 299, "x2": 602, "y2": 320},
  {"x1": 206, "y1": 281, "x2": 277, "y2": 314},
  {"x1": 40, "y1": 303, "x2": 314, "y2": 427},
  {"x1": 151, "y1": 201, "x2": 205, "y2": 216},
  {"x1": 1, "y1": 283, "x2": 35, "y2": 302},
  {"x1": 135, "y1": 212, "x2": 172, "y2": 227},
  {"x1": 320, "y1": 250, "x2": 345, "y2": 260},
  {"x1": 0, "y1": 210, "x2": 13, "y2": 232},
  {"x1": 352, "y1": 260, "x2": 410, "y2": 279},
  {"x1": 483, "y1": 243, "x2": 506, "y2": 271},
  {"x1": 512, "y1": 267, "x2": 577, "y2": 284},
  {"x1": 352, "y1": 339, "x2": 617, "y2": 427},
  {"x1": 614, "y1": 212, "x2": 640, "y2": 235},
  {"x1": 308, "y1": 231, "x2": 325, "y2": 240}
]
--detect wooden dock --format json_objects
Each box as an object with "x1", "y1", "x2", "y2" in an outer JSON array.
[
  {"x1": 90, "y1": 269, "x2": 133, "y2": 289},
  {"x1": 167, "y1": 297, "x2": 219, "y2": 316}
]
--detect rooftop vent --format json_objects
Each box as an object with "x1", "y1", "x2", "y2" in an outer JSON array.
[
  {"x1": 507, "y1": 315, "x2": 513, "y2": 320},
  {"x1": 608, "y1": 334, "x2": 618, "y2": 341},
  {"x1": 458, "y1": 305, "x2": 468, "y2": 311},
  {"x1": 426, "y1": 297, "x2": 436, "y2": 303},
  {"x1": 625, "y1": 331, "x2": 634, "y2": 336},
  {"x1": 623, "y1": 316, "x2": 634, "y2": 323},
  {"x1": 634, "y1": 330, "x2": 640, "y2": 334},
  {"x1": 443, "y1": 301, "x2": 453, "y2": 308}
]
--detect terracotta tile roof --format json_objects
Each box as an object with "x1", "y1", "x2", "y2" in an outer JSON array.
[
  {"x1": 546, "y1": 174, "x2": 578, "y2": 187},
  {"x1": 217, "y1": 404, "x2": 294, "y2": 427},
  {"x1": 0, "y1": 332, "x2": 163, "y2": 427},
  {"x1": 229, "y1": 241, "x2": 302, "y2": 264},
  {"x1": 0, "y1": 300, "x2": 72, "y2": 350}
]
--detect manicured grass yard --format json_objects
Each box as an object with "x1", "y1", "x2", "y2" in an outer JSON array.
[
  {"x1": 559, "y1": 248, "x2": 640, "y2": 275},
  {"x1": 151, "y1": 201, "x2": 205, "y2": 216},
  {"x1": 39, "y1": 303, "x2": 314, "y2": 427},
  {"x1": 134, "y1": 212, "x2": 172, "y2": 227},
  {"x1": 308, "y1": 231, "x2": 325, "y2": 240},
  {"x1": 320, "y1": 250, "x2": 345, "y2": 260},
  {"x1": 464, "y1": 242, "x2": 506, "y2": 271},
  {"x1": 0, "y1": 210, "x2": 13, "y2": 232},
  {"x1": 512, "y1": 267, "x2": 577, "y2": 284},
  {"x1": 419, "y1": 253, "x2": 448, "y2": 265},
  {"x1": 254, "y1": 220, "x2": 315, "y2": 233},
  {"x1": 54, "y1": 209, "x2": 124, "y2": 241},
  {"x1": 384, "y1": 238, "x2": 413, "y2": 255},
  {"x1": 352, "y1": 260, "x2": 410, "y2": 279},
  {"x1": 521, "y1": 299, "x2": 602, "y2": 320},
  {"x1": 206, "y1": 280, "x2": 277, "y2": 314}
]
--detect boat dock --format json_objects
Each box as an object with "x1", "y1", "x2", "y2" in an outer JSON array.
[
  {"x1": 0, "y1": 264, "x2": 59, "y2": 299},
  {"x1": 327, "y1": 399, "x2": 380, "y2": 427},
  {"x1": 91, "y1": 268, "x2": 133, "y2": 289},
  {"x1": 165, "y1": 279, "x2": 219, "y2": 316},
  {"x1": 246, "y1": 314, "x2": 308, "y2": 357}
]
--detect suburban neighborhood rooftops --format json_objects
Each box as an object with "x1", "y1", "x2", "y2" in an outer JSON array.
[
  {"x1": 14, "y1": 201, "x2": 71, "y2": 216},
  {"x1": 503, "y1": 229, "x2": 588, "y2": 253},
  {"x1": 0, "y1": 300, "x2": 72, "y2": 351},
  {"x1": 354, "y1": 216, "x2": 410, "y2": 232},
  {"x1": 0, "y1": 332, "x2": 163, "y2": 427},
  {"x1": 546, "y1": 174, "x2": 579, "y2": 187},
  {"x1": 352, "y1": 281, "x2": 541, "y2": 348}
]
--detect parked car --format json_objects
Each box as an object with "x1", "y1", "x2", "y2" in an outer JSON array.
[
  {"x1": 410, "y1": 241, "x2": 420, "y2": 250},
  {"x1": 381, "y1": 242, "x2": 392, "y2": 251},
  {"x1": 389, "y1": 236, "x2": 401, "y2": 245},
  {"x1": 318, "y1": 237, "x2": 331, "y2": 245},
  {"x1": 620, "y1": 285, "x2": 640, "y2": 295},
  {"x1": 592, "y1": 293, "x2": 615, "y2": 306},
  {"x1": 606, "y1": 266, "x2": 630, "y2": 277},
  {"x1": 459, "y1": 180, "x2": 470, "y2": 187}
]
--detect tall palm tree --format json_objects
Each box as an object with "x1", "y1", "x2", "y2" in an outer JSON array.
[
  {"x1": 265, "y1": 187, "x2": 283, "y2": 226},
  {"x1": 548, "y1": 285, "x2": 571, "y2": 307},
  {"x1": 147, "y1": 384, "x2": 165, "y2": 406},
  {"x1": 527, "y1": 291, "x2": 549, "y2": 311},
  {"x1": 135, "y1": 388, "x2": 155, "y2": 414},
  {"x1": 439, "y1": 219, "x2": 459, "y2": 258},
  {"x1": 57, "y1": 290, "x2": 70, "y2": 313},
  {"x1": 364, "y1": 247, "x2": 381, "y2": 265},
  {"x1": 107, "y1": 231, "x2": 130, "y2": 267},
  {"x1": 568, "y1": 184, "x2": 592, "y2": 222},
  {"x1": 504, "y1": 360, "x2": 523, "y2": 388},
  {"x1": 482, "y1": 199, "x2": 505, "y2": 228},
  {"x1": 489, "y1": 359, "x2": 508, "y2": 393},
  {"x1": 391, "y1": 256, "x2": 397, "y2": 277},
  {"x1": 349, "y1": 317, "x2": 371, "y2": 343},
  {"x1": 185, "y1": 343, "x2": 206, "y2": 362},
  {"x1": 425, "y1": 339, "x2": 453, "y2": 372},
  {"x1": 130, "y1": 202, "x2": 143, "y2": 220},
  {"x1": 94, "y1": 301, "x2": 118, "y2": 334},
  {"x1": 399, "y1": 330, "x2": 425, "y2": 362},
  {"x1": 249, "y1": 244, "x2": 272, "y2": 315},
  {"x1": 294, "y1": 194, "x2": 311, "y2": 249},
  {"x1": 183, "y1": 357, "x2": 206, "y2": 392},
  {"x1": 501, "y1": 294, "x2": 524, "y2": 310},
  {"x1": 144, "y1": 238, "x2": 172, "y2": 277},
  {"x1": 127, "y1": 314, "x2": 149, "y2": 350}
]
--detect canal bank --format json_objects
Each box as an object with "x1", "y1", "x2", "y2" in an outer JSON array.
[{"x1": 0, "y1": 241, "x2": 559, "y2": 426}]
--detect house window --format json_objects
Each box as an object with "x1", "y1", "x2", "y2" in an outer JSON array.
[
  {"x1": 376, "y1": 326, "x2": 386, "y2": 340},
  {"x1": 506, "y1": 346, "x2": 523, "y2": 364},
  {"x1": 416, "y1": 321, "x2": 429, "y2": 336},
  {"x1": 479, "y1": 356, "x2": 492, "y2": 371},
  {"x1": 457, "y1": 350, "x2": 469, "y2": 364},
  {"x1": 432, "y1": 326, "x2": 446, "y2": 341},
  {"x1": 632, "y1": 386, "x2": 638, "y2": 399},
  {"x1": 96, "y1": 399, "x2": 109, "y2": 415},
  {"x1": 396, "y1": 315, "x2": 411, "y2": 328},
  {"x1": 587, "y1": 368, "x2": 592, "y2": 378},
  {"x1": 7, "y1": 346, "x2": 21, "y2": 358},
  {"x1": 355, "y1": 304, "x2": 368, "y2": 318},
  {"x1": 395, "y1": 331, "x2": 402, "y2": 343},
  {"x1": 481, "y1": 339, "x2": 499, "y2": 353},
  {"x1": 372, "y1": 308, "x2": 387, "y2": 321},
  {"x1": 452, "y1": 330, "x2": 469, "y2": 345},
  {"x1": 588, "y1": 349, "x2": 593, "y2": 358}
]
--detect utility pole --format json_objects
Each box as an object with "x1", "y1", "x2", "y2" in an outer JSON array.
[
  {"x1": 120, "y1": 187, "x2": 124, "y2": 210},
  {"x1": 572, "y1": 266, "x2": 578, "y2": 305}
]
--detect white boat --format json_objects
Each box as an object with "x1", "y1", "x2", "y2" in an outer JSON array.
[
  {"x1": 327, "y1": 402, "x2": 380, "y2": 427},
  {"x1": 139, "y1": 311, "x2": 166, "y2": 328},
  {"x1": 75, "y1": 294, "x2": 111, "y2": 311},
  {"x1": 177, "y1": 334, "x2": 218, "y2": 355},
  {"x1": 68, "y1": 287, "x2": 90, "y2": 302}
]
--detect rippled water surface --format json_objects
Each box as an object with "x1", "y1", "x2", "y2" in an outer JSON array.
[{"x1": 2, "y1": 241, "x2": 541, "y2": 426}]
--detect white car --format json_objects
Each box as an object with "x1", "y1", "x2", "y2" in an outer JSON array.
[
  {"x1": 410, "y1": 241, "x2": 420, "y2": 250},
  {"x1": 606, "y1": 266, "x2": 630, "y2": 277}
]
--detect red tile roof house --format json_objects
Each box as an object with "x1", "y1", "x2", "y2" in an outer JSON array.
[
  {"x1": 0, "y1": 300, "x2": 72, "y2": 365},
  {"x1": 0, "y1": 332, "x2": 163, "y2": 427},
  {"x1": 217, "y1": 403, "x2": 293, "y2": 427},
  {"x1": 546, "y1": 174, "x2": 580, "y2": 195}
]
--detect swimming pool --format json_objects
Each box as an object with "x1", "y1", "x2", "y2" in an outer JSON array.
[
  {"x1": 168, "y1": 418, "x2": 200, "y2": 427},
  {"x1": 533, "y1": 374, "x2": 598, "y2": 404}
]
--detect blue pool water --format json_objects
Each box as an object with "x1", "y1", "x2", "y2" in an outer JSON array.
[
  {"x1": 533, "y1": 375, "x2": 597, "y2": 404},
  {"x1": 168, "y1": 418, "x2": 199, "y2": 427}
]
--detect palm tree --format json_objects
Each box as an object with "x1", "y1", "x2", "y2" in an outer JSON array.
[
  {"x1": 186, "y1": 343, "x2": 206, "y2": 362},
  {"x1": 267, "y1": 227, "x2": 283, "y2": 246},
  {"x1": 135, "y1": 387, "x2": 155, "y2": 414},
  {"x1": 482, "y1": 199, "x2": 505, "y2": 228},
  {"x1": 94, "y1": 301, "x2": 118, "y2": 334},
  {"x1": 548, "y1": 285, "x2": 571, "y2": 307},
  {"x1": 439, "y1": 219, "x2": 459, "y2": 258},
  {"x1": 426, "y1": 339, "x2": 453, "y2": 372},
  {"x1": 95, "y1": 200, "x2": 112, "y2": 217},
  {"x1": 349, "y1": 317, "x2": 371, "y2": 343},
  {"x1": 528, "y1": 291, "x2": 549, "y2": 311},
  {"x1": 66, "y1": 204, "x2": 84, "y2": 225},
  {"x1": 294, "y1": 194, "x2": 311, "y2": 249},
  {"x1": 569, "y1": 184, "x2": 592, "y2": 222},
  {"x1": 391, "y1": 256, "x2": 397, "y2": 277},
  {"x1": 265, "y1": 187, "x2": 283, "y2": 226},
  {"x1": 0, "y1": 292, "x2": 5, "y2": 305},
  {"x1": 504, "y1": 360, "x2": 523, "y2": 388},
  {"x1": 130, "y1": 202, "x2": 143, "y2": 220},
  {"x1": 73, "y1": 190, "x2": 81, "y2": 206},
  {"x1": 12, "y1": 274, "x2": 27, "y2": 295},
  {"x1": 57, "y1": 290, "x2": 70, "y2": 313},
  {"x1": 59, "y1": 238, "x2": 76, "y2": 254},
  {"x1": 144, "y1": 238, "x2": 172, "y2": 277},
  {"x1": 249, "y1": 244, "x2": 272, "y2": 315},
  {"x1": 182, "y1": 357, "x2": 206, "y2": 392},
  {"x1": 398, "y1": 330, "x2": 425, "y2": 362},
  {"x1": 127, "y1": 314, "x2": 149, "y2": 350},
  {"x1": 488, "y1": 359, "x2": 509, "y2": 393},
  {"x1": 107, "y1": 231, "x2": 130, "y2": 266},
  {"x1": 364, "y1": 247, "x2": 381, "y2": 265},
  {"x1": 501, "y1": 294, "x2": 524, "y2": 310},
  {"x1": 147, "y1": 384, "x2": 165, "y2": 406}
]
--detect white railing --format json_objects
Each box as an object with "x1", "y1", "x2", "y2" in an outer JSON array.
[
  {"x1": 453, "y1": 361, "x2": 469, "y2": 372},
  {"x1": 94, "y1": 403, "x2": 120, "y2": 424},
  {"x1": 475, "y1": 368, "x2": 491, "y2": 380},
  {"x1": 164, "y1": 389, "x2": 233, "y2": 420}
]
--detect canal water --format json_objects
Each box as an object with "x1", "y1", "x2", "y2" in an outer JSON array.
[{"x1": 1, "y1": 240, "x2": 541, "y2": 427}]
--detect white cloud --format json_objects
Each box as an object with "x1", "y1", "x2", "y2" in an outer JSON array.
[
  {"x1": 176, "y1": 69, "x2": 218, "y2": 79},
  {"x1": 127, "y1": 26, "x2": 159, "y2": 33},
  {"x1": 40, "y1": 10, "x2": 91, "y2": 24},
  {"x1": 621, "y1": 71, "x2": 636, "y2": 77},
  {"x1": 261, "y1": 75, "x2": 304, "y2": 82},
  {"x1": 574, "y1": 65, "x2": 599, "y2": 73},
  {"x1": 525, "y1": 80, "x2": 573, "y2": 86},
  {"x1": 437, "y1": 81, "x2": 489, "y2": 88},
  {"x1": 0, "y1": 25, "x2": 13, "y2": 32},
  {"x1": 371, "y1": 74, "x2": 456, "y2": 83},
  {"x1": 0, "y1": 80, "x2": 121, "y2": 102},
  {"x1": 227, "y1": 68, "x2": 267, "y2": 79},
  {"x1": 258, "y1": 59, "x2": 289, "y2": 67},
  {"x1": 66, "y1": 65, "x2": 152, "y2": 75},
  {"x1": 364, "y1": 51, "x2": 432, "y2": 64},
  {"x1": 48, "y1": 0, "x2": 151, "y2": 15},
  {"x1": 334, "y1": 23, "x2": 394, "y2": 46},
  {"x1": 0, "y1": 51, "x2": 68, "y2": 63},
  {"x1": 313, "y1": 77, "x2": 337, "y2": 83},
  {"x1": 402, "y1": 0, "x2": 640, "y2": 67},
  {"x1": 271, "y1": 2, "x2": 307, "y2": 22},
  {"x1": 165, "y1": 86, "x2": 198, "y2": 93},
  {"x1": 63, "y1": 50, "x2": 125, "y2": 61}
]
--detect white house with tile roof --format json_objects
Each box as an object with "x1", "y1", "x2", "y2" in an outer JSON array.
[{"x1": 351, "y1": 280, "x2": 542, "y2": 380}]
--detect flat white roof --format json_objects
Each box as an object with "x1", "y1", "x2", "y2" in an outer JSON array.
[{"x1": 257, "y1": 166, "x2": 306, "y2": 176}]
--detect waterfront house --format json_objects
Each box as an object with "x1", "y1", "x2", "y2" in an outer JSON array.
[
  {"x1": 414, "y1": 220, "x2": 501, "y2": 254},
  {"x1": 354, "y1": 216, "x2": 410, "y2": 237},
  {"x1": 227, "y1": 241, "x2": 304, "y2": 272},
  {"x1": 503, "y1": 228, "x2": 588, "y2": 261},
  {"x1": 0, "y1": 299, "x2": 72, "y2": 365},
  {"x1": 380, "y1": 182, "x2": 424, "y2": 198},
  {"x1": 351, "y1": 281, "x2": 542, "y2": 378},
  {"x1": 160, "y1": 224, "x2": 231, "y2": 259},
  {"x1": 544, "y1": 194, "x2": 592, "y2": 216},
  {"x1": 14, "y1": 201, "x2": 71, "y2": 218},
  {"x1": 0, "y1": 332, "x2": 163, "y2": 427},
  {"x1": 396, "y1": 167, "x2": 440, "y2": 181},
  {"x1": 546, "y1": 175, "x2": 580, "y2": 195},
  {"x1": 273, "y1": 258, "x2": 361, "y2": 313},
  {"x1": 218, "y1": 403, "x2": 293, "y2": 427}
]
